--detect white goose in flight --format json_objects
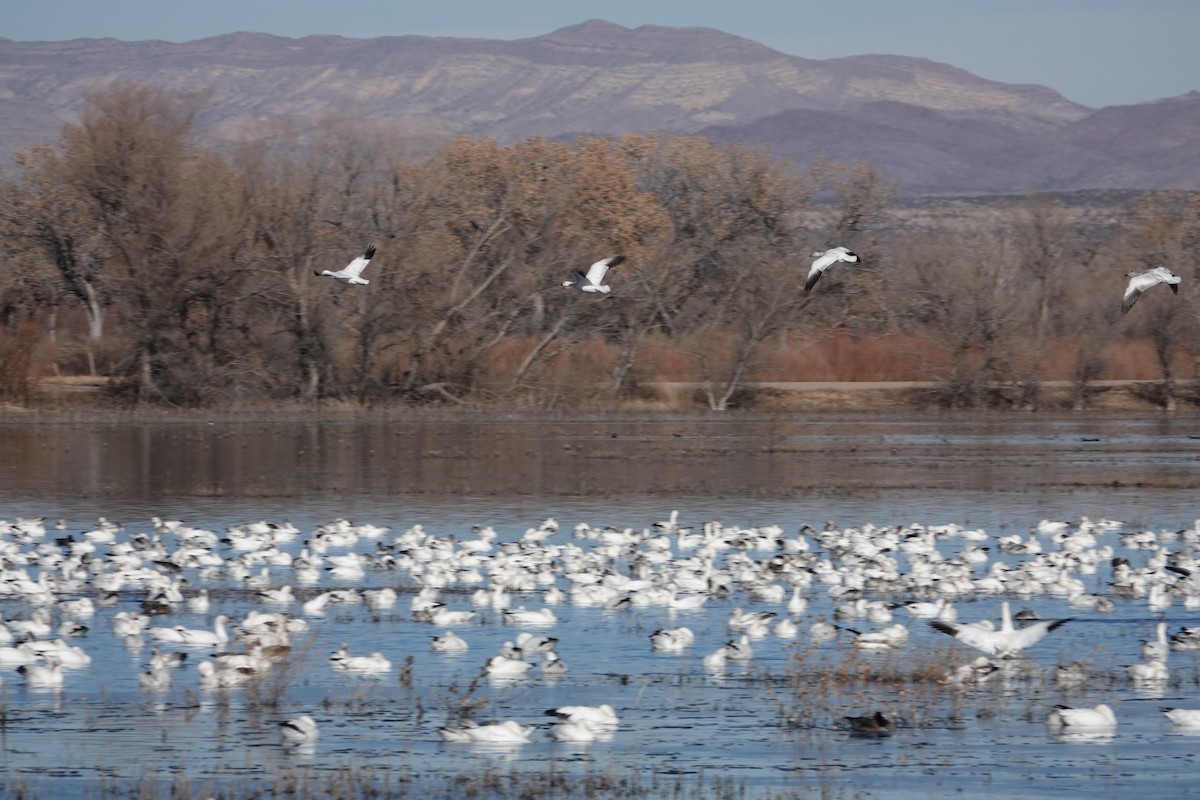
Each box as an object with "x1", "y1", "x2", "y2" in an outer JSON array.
[
  {"x1": 563, "y1": 256, "x2": 624, "y2": 294},
  {"x1": 804, "y1": 247, "x2": 859, "y2": 293},
  {"x1": 316, "y1": 245, "x2": 376, "y2": 286},
  {"x1": 1122, "y1": 266, "x2": 1180, "y2": 314},
  {"x1": 929, "y1": 601, "x2": 1070, "y2": 657}
]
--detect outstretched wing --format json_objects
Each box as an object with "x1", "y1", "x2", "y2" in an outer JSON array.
[
  {"x1": 803, "y1": 267, "x2": 823, "y2": 293},
  {"x1": 1003, "y1": 618, "x2": 1071, "y2": 653},
  {"x1": 585, "y1": 255, "x2": 625, "y2": 285},
  {"x1": 1122, "y1": 271, "x2": 1155, "y2": 314},
  {"x1": 929, "y1": 620, "x2": 1001, "y2": 655},
  {"x1": 343, "y1": 244, "x2": 376, "y2": 278}
]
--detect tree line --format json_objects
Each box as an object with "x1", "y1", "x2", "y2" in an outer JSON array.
[{"x1": 0, "y1": 86, "x2": 1197, "y2": 410}]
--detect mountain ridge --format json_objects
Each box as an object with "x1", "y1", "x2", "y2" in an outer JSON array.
[{"x1": 0, "y1": 20, "x2": 1194, "y2": 195}]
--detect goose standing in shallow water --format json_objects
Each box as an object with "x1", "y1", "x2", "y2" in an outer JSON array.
[
  {"x1": 562, "y1": 256, "x2": 623, "y2": 295},
  {"x1": 804, "y1": 247, "x2": 859, "y2": 293},
  {"x1": 315, "y1": 245, "x2": 376, "y2": 286}
]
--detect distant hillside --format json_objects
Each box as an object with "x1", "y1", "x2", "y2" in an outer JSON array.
[{"x1": 0, "y1": 20, "x2": 1196, "y2": 195}]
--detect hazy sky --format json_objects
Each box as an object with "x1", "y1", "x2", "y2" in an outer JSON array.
[{"x1": 4, "y1": 0, "x2": 1197, "y2": 108}]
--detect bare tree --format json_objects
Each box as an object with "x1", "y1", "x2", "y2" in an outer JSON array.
[
  {"x1": 57, "y1": 86, "x2": 245, "y2": 404},
  {"x1": 0, "y1": 146, "x2": 112, "y2": 372}
]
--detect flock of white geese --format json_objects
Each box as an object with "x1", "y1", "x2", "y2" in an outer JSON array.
[{"x1": 0, "y1": 510, "x2": 1199, "y2": 745}]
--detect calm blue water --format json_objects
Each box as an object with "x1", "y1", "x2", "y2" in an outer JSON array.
[{"x1": 0, "y1": 414, "x2": 1198, "y2": 798}]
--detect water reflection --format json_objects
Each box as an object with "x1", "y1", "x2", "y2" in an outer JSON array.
[{"x1": 3, "y1": 413, "x2": 1199, "y2": 503}]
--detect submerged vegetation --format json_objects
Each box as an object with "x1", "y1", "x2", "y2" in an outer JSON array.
[{"x1": 0, "y1": 86, "x2": 1198, "y2": 411}]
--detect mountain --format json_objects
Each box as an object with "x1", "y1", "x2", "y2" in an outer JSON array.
[{"x1": 0, "y1": 20, "x2": 1195, "y2": 195}]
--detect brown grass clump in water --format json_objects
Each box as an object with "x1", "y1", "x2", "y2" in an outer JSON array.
[{"x1": 779, "y1": 643, "x2": 969, "y2": 730}]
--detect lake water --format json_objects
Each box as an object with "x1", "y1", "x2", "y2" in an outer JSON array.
[{"x1": 0, "y1": 412, "x2": 1199, "y2": 798}]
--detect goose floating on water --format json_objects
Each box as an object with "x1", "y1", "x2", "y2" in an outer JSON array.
[
  {"x1": 1046, "y1": 704, "x2": 1116, "y2": 728},
  {"x1": 280, "y1": 714, "x2": 320, "y2": 743},
  {"x1": 431, "y1": 631, "x2": 469, "y2": 653},
  {"x1": 315, "y1": 244, "x2": 376, "y2": 286},
  {"x1": 545, "y1": 704, "x2": 618, "y2": 726},
  {"x1": 438, "y1": 719, "x2": 533, "y2": 744},
  {"x1": 1161, "y1": 708, "x2": 1200, "y2": 728}
]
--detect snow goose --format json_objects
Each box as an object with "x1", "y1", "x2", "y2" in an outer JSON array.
[
  {"x1": 1170, "y1": 626, "x2": 1200, "y2": 651},
  {"x1": 728, "y1": 608, "x2": 775, "y2": 630},
  {"x1": 1046, "y1": 704, "x2": 1116, "y2": 728},
  {"x1": 439, "y1": 719, "x2": 533, "y2": 744},
  {"x1": 701, "y1": 646, "x2": 728, "y2": 669},
  {"x1": 540, "y1": 651, "x2": 567, "y2": 675},
  {"x1": 175, "y1": 615, "x2": 230, "y2": 647},
  {"x1": 786, "y1": 587, "x2": 808, "y2": 616},
  {"x1": 804, "y1": 247, "x2": 859, "y2": 293},
  {"x1": 33, "y1": 639, "x2": 90, "y2": 668},
  {"x1": 137, "y1": 668, "x2": 172, "y2": 691},
  {"x1": 431, "y1": 631, "x2": 469, "y2": 653},
  {"x1": 649, "y1": 626, "x2": 695, "y2": 652},
  {"x1": 112, "y1": 611, "x2": 151, "y2": 638},
  {"x1": 723, "y1": 634, "x2": 754, "y2": 661},
  {"x1": 515, "y1": 632, "x2": 558, "y2": 653},
  {"x1": 841, "y1": 624, "x2": 908, "y2": 651},
  {"x1": 562, "y1": 256, "x2": 623, "y2": 294},
  {"x1": 1122, "y1": 266, "x2": 1180, "y2": 314},
  {"x1": 18, "y1": 656, "x2": 64, "y2": 688},
  {"x1": 551, "y1": 718, "x2": 603, "y2": 742},
  {"x1": 338, "y1": 651, "x2": 392, "y2": 673},
  {"x1": 939, "y1": 656, "x2": 1000, "y2": 686},
  {"x1": 1055, "y1": 661, "x2": 1090, "y2": 687},
  {"x1": 809, "y1": 621, "x2": 837, "y2": 642},
  {"x1": 485, "y1": 654, "x2": 533, "y2": 677},
  {"x1": 775, "y1": 618, "x2": 799, "y2": 638},
  {"x1": 257, "y1": 586, "x2": 294, "y2": 605},
  {"x1": 1142, "y1": 619, "x2": 1169, "y2": 661},
  {"x1": 280, "y1": 714, "x2": 320, "y2": 743},
  {"x1": 197, "y1": 660, "x2": 259, "y2": 687},
  {"x1": 1161, "y1": 708, "x2": 1200, "y2": 728},
  {"x1": 0, "y1": 643, "x2": 38, "y2": 665},
  {"x1": 1126, "y1": 659, "x2": 1168, "y2": 682},
  {"x1": 315, "y1": 244, "x2": 375, "y2": 286},
  {"x1": 546, "y1": 704, "x2": 618, "y2": 726},
  {"x1": 502, "y1": 607, "x2": 557, "y2": 626},
  {"x1": 929, "y1": 602, "x2": 1070, "y2": 657}
]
